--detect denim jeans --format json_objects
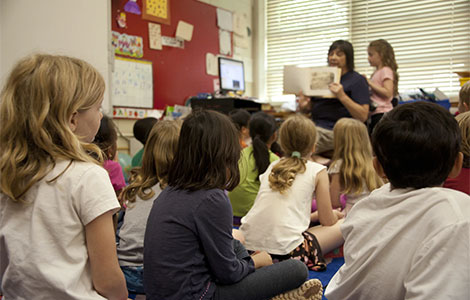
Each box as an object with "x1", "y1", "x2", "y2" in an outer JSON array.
[
  {"x1": 121, "y1": 265, "x2": 145, "y2": 294},
  {"x1": 214, "y1": 240, "x2": 308, "y2": 300}
]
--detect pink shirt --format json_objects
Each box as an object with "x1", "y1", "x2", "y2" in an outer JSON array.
[
  {"x1": 103, "y1": 160, "x2": 127, "y2": 192},
  {"x1": 370, "y1": 66, "x2": 394, "y2": 114}
]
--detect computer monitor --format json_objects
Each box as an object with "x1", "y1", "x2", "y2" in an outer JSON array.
[{"x1": 218, "y1": 57, "x2": 245, "y2": 94}]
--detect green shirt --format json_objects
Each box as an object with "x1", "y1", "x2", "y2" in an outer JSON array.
[
  {"x1": 228, "y1": 146, "x2": 279, "y2": 217},
  {"x1": 131, "y1": 148, "x2": 144, "y2": 168}
]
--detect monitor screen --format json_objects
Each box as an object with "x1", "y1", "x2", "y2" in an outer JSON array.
[{"x1": 218, "y1": 57, "x2": 245, "y2": 93}]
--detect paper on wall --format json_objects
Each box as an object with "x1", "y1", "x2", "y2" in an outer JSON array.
[
  {"x1": 148, "y1": 22, "x2": 162, "y2": 50},
  {"x1": 233, "y1": 12, "x2": 247, "y2": 36},
  {"x1": 219, "y1": 29, "x2": 231, "y2": 55},
  {"x1": 216, "y1": 8, "x2": 233, "y2": 31},
  {"x1": 233, "y1": 34, "x2": 248, "y2": 49},
  {"x1": 206, "y1": 53, "x2": 218, "y2": 76},
  {"x1": 162, "y1": 36, "x2": 184, "y2": 48},
  {"x1": 176, "y1": 20, "x2": 194, "y2": 41}
]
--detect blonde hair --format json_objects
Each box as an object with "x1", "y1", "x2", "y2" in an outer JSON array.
[
  {"x1": 459, "y1": 81, "x2": 470, "y2": 110},
  {"x1": 0, "y1": 54, "x2": 105, "y2": 202},
  {"x1": 331, "y1": 118, "x2": 383, "y2": 194},
  {"x1": 122, "y1": 120, "x2": 181, "y2": 204},
  {"x1": 269, "y1": 115, "x2": 316, "y2": 193},
  {"x1": 456, "y1": 111, "x2": 470, "y2": 168},
  {"x1": 369, "y1": 39, "x2": 399, "y2": 96}
]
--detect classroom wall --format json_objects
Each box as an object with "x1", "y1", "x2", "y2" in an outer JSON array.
[
  {"x1": 111, "y1": 0, "x2": 253, "y2": 110},
  {"x1": 0, "y1": 0, "x2": 112, "y2": 112}
]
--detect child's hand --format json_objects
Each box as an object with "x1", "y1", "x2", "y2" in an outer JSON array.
[
  {"x1": 251, "y1": 251, "x2": 273, "y2": 269},
  {"x1": 334, "y1": 209, "x2": 345, "y2": 220}
]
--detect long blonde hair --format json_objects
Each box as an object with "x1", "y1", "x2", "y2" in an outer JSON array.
[
  {"x1": 330, "y1": 118, "x2": 382, "y2": 194},
  {"x1": 122, "y1": 120, "x2": 181, "y2": 204},
  {"x1": 0, "y1": 54, "x2": 105, "y2": 202},
  {"x1": 269, "y1": 115, "x2": 316, "y2": 194},
  {"x1": 369, "y1": 39, "x2": 399, "y2": 96}
]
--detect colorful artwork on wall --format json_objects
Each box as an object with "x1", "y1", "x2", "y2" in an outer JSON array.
[
  {"x1": 142, "y1": 0, "x2": 171, "y2": 25},
  {"x1": 112, "y1": 31, "x2": 144, "y2": 58}
]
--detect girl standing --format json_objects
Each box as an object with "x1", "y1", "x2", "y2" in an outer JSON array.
[
  {"x1": 144, "y1": 110, "x2": 323, "y2": 300},
  {"x1": 240, "y1": 114, "x2": 344, "y2": 271},
  {"x1": 366, "y1": 39, "x2": 399, "y2": 133},
  {"x1": 117, "y1": 120, "x2": 181, "y2": 294},
  {"x1": 329, "y1": 118, "x2": 383, "y2": 215},
  {"x1": 0, "y1": 54, "x2": 127, "y2": 299},
  {"x1": 228, "y1": 111, "x2": 279, "y2": 222}
]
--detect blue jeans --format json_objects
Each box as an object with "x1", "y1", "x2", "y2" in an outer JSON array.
[
  {"x1": 121, "y1": 265, "x2": 145, "y2": 294},
  {"x1": 214, "y1": 240, "x2": 308, "y2": 300}
]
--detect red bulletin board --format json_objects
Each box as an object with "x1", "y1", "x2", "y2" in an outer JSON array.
[{"x1": 111, "y1": 0, "x2": 226, "y2": 109}]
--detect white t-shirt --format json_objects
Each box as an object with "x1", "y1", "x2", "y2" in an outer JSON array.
[
  {"x1": 240, "y1": 160, "x2": 325, "y2": 255},
  {"x1": 0, "y1": 160, "x2": 120, "y2": 299},
  {"x1": 325, "y1": 183, "x2": 470, "y2": 300},
  {"x1": 328, "y1": 159, "x2": 370, "y2": 215}
]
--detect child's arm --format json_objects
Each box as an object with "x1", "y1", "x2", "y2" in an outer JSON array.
[
  {"x1": 329, "y1": 173, "x2": 343, "y2": 209},
  {"x1": 315, "y1": 169, "x2": 339, "y2": 226},
  {"x1": 251, "y1": 251, "x2": 273, "y2": 268},
  {"x1": 367, "y1": 78, "x2": 394, "y2": 99},
  {"x1": 86, "y1": 211, "x2": 128, "y2": 300}
]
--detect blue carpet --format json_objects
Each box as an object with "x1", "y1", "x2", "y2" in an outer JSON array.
[{"x1": 308, "y1": 257, "x2": 344, "y2": 300}]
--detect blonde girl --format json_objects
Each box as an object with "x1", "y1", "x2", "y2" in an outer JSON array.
[
  {"x1": 366, "y1": 39, "x2": 399, "y2": 133},
  {"x1": 329, "y1": 118, "x2": 383, "y2": 215},
  {"x1": 241, "y1": 114, "x2": 344, "y2": 271},
  {"x1": 0, "y1": 54, "x2": 127, "y2": 299},
  {"x1": 116, "y1": 120, "x2": 181, "y2": 294}
]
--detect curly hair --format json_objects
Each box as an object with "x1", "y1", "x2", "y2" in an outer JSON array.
[
  {"x1": 456, "y1": 111, "x2": 470, "y2": 168},
  {"x1": 369, "y1": 39, "x2": 399, "y2": 96},
  {"x1": 269, "y1": 115, "x2": 316, "y2": 194}
]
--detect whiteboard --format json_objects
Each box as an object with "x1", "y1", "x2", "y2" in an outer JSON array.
[{"x1": 112, "y1": 57, "x2": 153, "y2": 108}]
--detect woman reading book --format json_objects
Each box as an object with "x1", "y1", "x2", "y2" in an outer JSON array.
[{"x1": 298, "y1": 40, "x2": 369, "y2": 157}]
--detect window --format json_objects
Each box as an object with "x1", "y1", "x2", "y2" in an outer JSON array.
[{"x1": 264, "y1": 0, "x2": 470, "y2": 100}]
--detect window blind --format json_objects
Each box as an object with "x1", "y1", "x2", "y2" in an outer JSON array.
[{"x1": 265, "y1": 0, "x2": 470, "y2": 100}]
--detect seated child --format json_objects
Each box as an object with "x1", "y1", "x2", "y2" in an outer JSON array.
[
  {"x1": 458, "y1": 80, "x2": 470, "y2": 113},
  {"x1": 94, "y1": 115, "x2": 126, "y2": 195},
  {"x1": 117, "y1": 120, "x2": 181, "y2": 294},
  {"x1": 328, "y1": 118, "x2": 383, "y2": 215},
  {"x1": 229, "y1": 108, "x2": 251, "y2": 148},
  {"x1": 240, "y1": 114, "x2": 344, "y2": 271},
  {"x1": 325, "y1": 101, "x2": 470, "y2": 299},
  {"x1": 444, "y1": 111, "x2": 470, "y2": 194},
  {"x1": 131, "y1": 117, "x2": 158, "y2": 167},
  {"x1": 144, "y1": 110, "x2": 323, "y2": 300}
]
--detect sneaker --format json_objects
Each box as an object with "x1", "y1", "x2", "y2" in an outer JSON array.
[{"x1": 271, "y1": 279, "x2": 323, "y2": 300}]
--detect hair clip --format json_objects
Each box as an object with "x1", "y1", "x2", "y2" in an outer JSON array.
[{"x1": 291, "y1": 151, "x2": 301, "y2": 158}]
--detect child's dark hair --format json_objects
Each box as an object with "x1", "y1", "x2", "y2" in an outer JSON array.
[
  {"x1": 372, "y1": 102, "x2": 461, "y2": 189},
  {"x1": 133, "y1": 117, "x2": 158, "y2": 145},
  {"x1": 229, "y1": 109, "x2": 251, "y2": 131},
  {"x1": 249, "y1": 111, "x2": 278, "y2": 180},
  {"x1": 168, "y1": 110, "x2": 241, "y2": 191},
  {"x1": 94, "y1": 115, "x2": 118, "y2": 161},
  {"x1": 329, "y1": 40, "x2": 354, "y2": 71}
]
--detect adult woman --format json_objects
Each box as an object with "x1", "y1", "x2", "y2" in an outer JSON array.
[{"x1": 299, "y1": 40, "x2": 369, "y2": 155}]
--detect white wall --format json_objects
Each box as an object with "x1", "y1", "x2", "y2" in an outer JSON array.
[{"x1": 0, "y1": 0, "x2": 112, "y2": 112}]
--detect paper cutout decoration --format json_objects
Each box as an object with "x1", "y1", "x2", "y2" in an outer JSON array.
[
  {"x1": 219, "y1": 29, "x2": 231, "y2": 55},
  {"x1": 112, "y1": 31, "x2": 144, "y2": 58},
  {"x1": 162, "y1": 36, "x2": 184, "y2": 48},
  {"x1": 142, "y1": 0, "x2": 171, "y2": 25},
  {"x1": 206, "y1": 53, "x2": 217, "y2": 76},
  {"x1": 216, "y1": 8, "x2": 233, "y2": 32},
  {"x1": 148, "y1": 22, "x2": 162, "y2": 50},
  {"x1": 116, "y1": 12, "x2": 127, "y2": 28},
  {"x1": 124, "y1": 0, "x2": 141, "y2": 15},
  {"x1": 175, "y1": 21, "x2": 194, "y2": 41}
]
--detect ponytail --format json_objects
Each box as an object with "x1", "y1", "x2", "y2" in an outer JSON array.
[
  {"x1": 248, "y1": 112, "x2": 277, "y2": 180},
  {"x1": 269, "y1": 156, "x2": 306, "y2": 194}
]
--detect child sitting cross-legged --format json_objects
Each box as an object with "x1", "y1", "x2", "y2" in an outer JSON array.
[
  {"x1": 325, "y1": 101, "x2": 470, "y2": 300},
  {"x1": 240, "y1": 114, "x2": 344, "y2": 271}
]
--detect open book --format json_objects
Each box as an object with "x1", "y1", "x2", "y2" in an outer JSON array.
[{"x1": 283, "y1": 66, "x2": 341, "y2": 98}]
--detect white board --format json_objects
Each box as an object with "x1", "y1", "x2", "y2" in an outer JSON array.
[{"x1": 112, "y1": 57, "x2": 153, "y2": 108}]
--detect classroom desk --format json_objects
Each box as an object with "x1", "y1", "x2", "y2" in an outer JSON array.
[{"x1": 190, "y1": 97, "x2": 262, "y2": 115}]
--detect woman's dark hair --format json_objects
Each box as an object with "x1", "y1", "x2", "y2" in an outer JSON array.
[
  {"x1": 228, "y1": 109, "x2": 251, "y2": 131},
  {"x1": 249, "y1": 111, "x2": 277, "y2": 180},
  {"x1": 328, "y1": 40, "x2": 355, "y2": 71},
  {"x1": 372, "y1": 101, "x2": 461, "y2": 189},
  {"x1": 94, "y1": 115, "x2": 118, "y2": 160},
  {"x1": 168, "y1": 109, "x2": 241, "y2": 191},
  {"x1": 133, "y1": 117, "x2": 158, "y2": 145}
]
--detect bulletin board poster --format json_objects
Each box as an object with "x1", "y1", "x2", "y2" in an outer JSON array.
[{"x1": 112, "y1": 57, "x2": 153, "y2": 108}]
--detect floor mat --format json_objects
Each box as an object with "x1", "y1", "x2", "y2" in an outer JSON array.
[{"x1": 308, "y1": 257, "x2": 344, "y2": 300}]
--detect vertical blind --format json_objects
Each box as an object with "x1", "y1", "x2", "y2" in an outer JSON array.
[{"x1": 266, "y1": 0, "x2": 470, "y2": 100}]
